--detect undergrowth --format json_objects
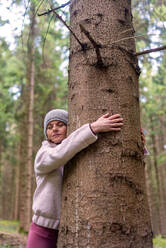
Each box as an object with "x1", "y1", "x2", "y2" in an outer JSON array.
[
  {"x1": 153, "y1": 235, "x2": 166, "y2": 248},
  {"x1": 0, "y1": 220, "x2": 19, "y2": 234}
]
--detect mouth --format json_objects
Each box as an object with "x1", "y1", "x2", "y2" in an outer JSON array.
[{"x1": 52, "y1": 134, "x2": 61, "y2": 138}]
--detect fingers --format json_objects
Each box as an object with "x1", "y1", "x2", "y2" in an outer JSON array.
[
  {"x1": 110, "y1": 122, "x2": 123, "y2": 127},
  {"x1": 103, "y1": 113, "x2": 123, "y2": 130},
  {"x1": 102, "y1": 113, "x2": 110, "y2": 118},
  {"x1": 95, "y1": 113, "x2": 123, "y2": 133},
  {"x1": 101, "y1": 113, "x2": 122, "y2": 120},
  {"x1": 109, "y1": 114, "x2": 121, "y2": 120},
  {"x1": 140, "y1": 128, "x2": 146, "y2": 146},
  {"x1": 110, "y1": 117, "x2": 123, "y2": 123},
  {"x1": 141, "y1": 133, "x2": 145, "y2": 146}
]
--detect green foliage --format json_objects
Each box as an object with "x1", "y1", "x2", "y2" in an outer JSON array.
[
  {"x1": 0, "y1": 220, "x2": 19, "y2": 234},
  {"x1": 153, "y1": 236, "x2": 166, "y2": 248},
  {"x1": 0, "y1": 220, "x2": 25, "y2": 248},
  {"x1": 0, "y1": 245, "x2": 13, "y2": 248},
  {"x1": 157, "y1": 152, "x2": 166, "y2": 166},
  {"x1": 0, "y1": 0, "x2": 69, "y2": 222}
]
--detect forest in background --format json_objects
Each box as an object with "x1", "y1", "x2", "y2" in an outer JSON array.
[{"x1": 0, "y1": 0, "x2": 166, "y2": 241}]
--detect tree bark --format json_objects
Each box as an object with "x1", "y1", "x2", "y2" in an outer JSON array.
[
  {"x1": 19, "y1": 108, "x2": 28, "y2": 231},
  {"x1": 159, "y1": 164, "x2": 166, "y2": 237},
  {"x1": 157, "y1": 118, "x2": 166, "y2": 237},
  {"x1": 14, "y1": 143, "x2": 21, "y2": 220},
  {"x1": 58, "y1": 0, "x2": 153, "y2": 247},
  {"x1": 150, "y1": 117, "x2": 161, "y2": 235},
  {"x1": 19, "y1": 3, "x2": 36, "y2": 232},
  {"x1": 25, "y1": 3, "x2": 36, "y2": 232}
]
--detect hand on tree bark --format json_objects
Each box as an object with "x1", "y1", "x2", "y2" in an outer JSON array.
[
  {"x1": 140, "y1": 128, "x2": 146, "y2": 146},
  {"x1": 90, "y1": 113, "x2": 123, "y2": 134}
]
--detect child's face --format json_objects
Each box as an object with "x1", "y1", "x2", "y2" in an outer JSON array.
[{"x1": 46, "y1": 120, "x2": 67, "y2": 144}]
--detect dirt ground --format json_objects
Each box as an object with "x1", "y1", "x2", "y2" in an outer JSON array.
[{"x1": 0, "y1": 231, "x2": 27, "y2": 248}]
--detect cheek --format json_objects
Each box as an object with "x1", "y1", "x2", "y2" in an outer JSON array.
[
  {"x1": 46, "y1": 130, "x2": 51, "y2": 138},
  {"x1": 62, "y1": 127, "x2": 67, "y2": 137}
]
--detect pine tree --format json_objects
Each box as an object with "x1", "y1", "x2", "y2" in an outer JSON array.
[{"x1": 58, "y1": 1, "x2": 153, "y2": 247}]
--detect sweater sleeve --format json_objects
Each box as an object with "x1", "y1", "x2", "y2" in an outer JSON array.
[
  {"x1": 34, "y1": 124, "x2": 98, "y2": 175},
  {"x1": 144, "y1": 146, "x2": 150, "y2": 156}
]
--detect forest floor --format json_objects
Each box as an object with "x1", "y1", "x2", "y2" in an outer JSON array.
[
  {"x1": 0, "y1": 220, "x2": 27, "y2": 248},
  {"x1": 0, "y1": 220, "x2": 165, "y2": 248},
  {"x1": 0, "y1": 231, "x2": 27, "y2": 248}
]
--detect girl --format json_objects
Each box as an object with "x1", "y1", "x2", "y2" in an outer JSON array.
[{"x1": 26, "y1": 109, "x2": 124, "y2": 248}]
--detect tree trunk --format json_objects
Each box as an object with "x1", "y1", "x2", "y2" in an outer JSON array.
[
  {"x1": 145, "y1": 156, "x2": 160, "y2": 236},
  {"x1": 25, "y1": 3, "x2": 36, "y2": 232},
  {"x1": 159, "y1": 164, "x2": 166, "y2": 237},
  {"x1": 19, "y1": 3, "x2": 36, "y2": 232},
  {"x1": 14, "y1": 143, "x2": 21, "y2": 220},
  {"x1": 19, "y1": 110, "x2": 28, "y2": 231},
  {"x1": 157, "y1": 117, "x2": 166, "y2": 237},
  {"x1": 145, "y1": 158, "x2": 153, "y2": 234},
  {"x1": 150, "y1": 117, "x2": 161, "y2": 235},
  {"x1": 58, "y1": 1, "x2": 153, "y2": 247}
]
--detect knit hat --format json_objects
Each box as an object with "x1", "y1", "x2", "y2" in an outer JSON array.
[{"x1": 44, "y1": 109, "x2": 68, "y2": 139}]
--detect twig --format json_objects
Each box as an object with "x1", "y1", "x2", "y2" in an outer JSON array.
[
  {"x1": 38, "y1": 1, "x2": 70, "y2": 16},
  {"x1": 120, "y1": 28, "x2": 134, "y2": 34},
  {"x1": 135, "y1": 45, "x2": 166, "y2": 56},
  {"x1": 51, "y1": 8, "x2": 84, "y2": 49},
  {"x1": 21, "y1": 0, "x2": 31, "y2": 50},
  {"x1": 42, "y1": 14, "x2": 54, "y2": 64},
  {"x1": 107, "y1": 34, "x2": 149, "y2": 47},
  {"x1": 35, "y1": 0, "x2": 45, "y2": 17},
  {"x1": 79, "y1": 24, "x2": 104, "y2": 67}
]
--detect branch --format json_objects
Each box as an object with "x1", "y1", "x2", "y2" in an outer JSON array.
[
  {"x1": 38, "y1": 1, "x2": 70, "y2": 16},
  {"x1": 42, "y1": 14, "x2": 54, "y2": 64},
  {"x1": 51, "y1": 8, "x2": 84, "y2": 49},
  {"x1": 35, "y1": 0, "x2": 45, "y2": 16},
  {"x1": 107, "y1": 34, "x2": 148, "y2": 47},
  {"x1": 135, "y1": 45, "x2": 166, "y2": 56},
  {"x1": 79, "y1": 24, "x2": 104, "y2": 67}
]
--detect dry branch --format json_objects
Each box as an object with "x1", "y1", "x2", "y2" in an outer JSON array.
[
  {"x1": 79, "y1": 24, "x2": 104, "y2": 67},
  {"x1": 51, "y1": 8, "x2": 84, "y2": 49},
  {"x1": 135, "y1": 45, "x2": 166, "y2": 56},
  {"x1": 38, "y1": 1, "x2": 70, "y2": 16},
  {"x1": 39, "y1": 2, "x2": 166, "y2": 58}
]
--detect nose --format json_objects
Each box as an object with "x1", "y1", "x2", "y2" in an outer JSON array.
[{"x1": 52, "y1": 124, "x2": 58, "y2": 131}]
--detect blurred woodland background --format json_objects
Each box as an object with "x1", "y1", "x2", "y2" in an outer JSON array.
[{"x1": 0, "y1": 0, "x2": 166, "y2": 245}]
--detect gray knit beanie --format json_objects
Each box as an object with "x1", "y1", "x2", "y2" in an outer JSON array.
[{"x1": 44, "y1": 109, "x2": 68, "y2": 139}]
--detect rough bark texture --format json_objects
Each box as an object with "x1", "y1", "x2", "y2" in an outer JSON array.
[{"x1": 58, "y1": 0, "x2": 153, "y2": 247}]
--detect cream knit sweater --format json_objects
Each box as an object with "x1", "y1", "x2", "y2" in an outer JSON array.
[{"x1": 32, "y1": 124, "x2": 98, "y2": 229}]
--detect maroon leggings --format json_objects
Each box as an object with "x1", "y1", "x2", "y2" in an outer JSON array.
[{"x1": 26, "y1": 222, "x2": 59, "y2": 248}]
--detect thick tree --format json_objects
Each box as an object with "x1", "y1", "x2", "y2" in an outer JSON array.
[{"x1": 58, "y1": 0, "x2": 153, "y2": 247}]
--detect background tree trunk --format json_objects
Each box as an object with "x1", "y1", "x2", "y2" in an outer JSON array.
[
  {"x1": 150, "y1": 118, "x2": 161, "y2": 235},
  {"x1": 14, "y1": 144, "x2": 21, "y2": 220},
  {"x1": 58, "y1": 0, "x2": 153, "y2": 247},
  {"x1": 25, "y1": 3, "x2": 36, "y2": 230},
  {"x1": 19, "y1": 3, "x2": 36, "y2": 232}
]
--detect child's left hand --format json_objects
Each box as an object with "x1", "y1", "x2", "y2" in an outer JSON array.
[{"x1": 140, "y1": 128, "x2": 145, "y2": 147}]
